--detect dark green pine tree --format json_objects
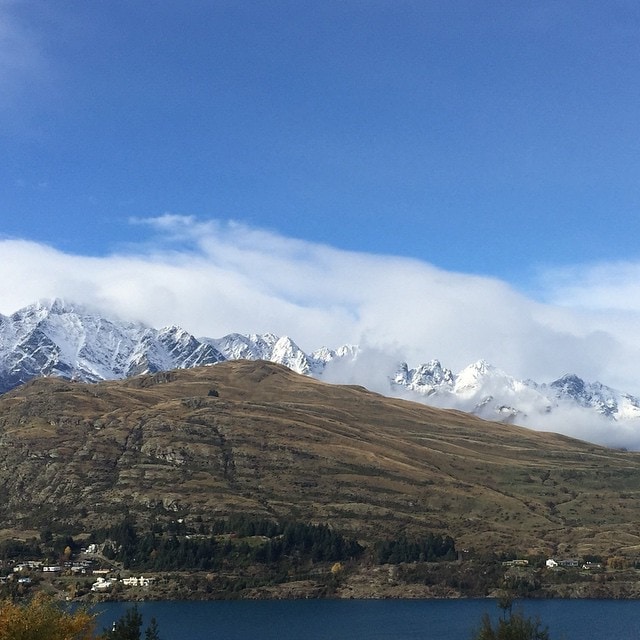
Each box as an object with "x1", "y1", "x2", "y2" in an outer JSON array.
[
  {"x1": 105, "y1": 605, "x2": 143, "y2": 640},
  {"x1": 473, "y1": 610, "x2": 550, "y2": 640},
  {"x1": 144, "y1": 617, "x2": 161, "y2": 640}
]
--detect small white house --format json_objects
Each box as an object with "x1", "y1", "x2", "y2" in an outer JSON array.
[
  {"x1": 559, "y1": 558, "x2": 579, "y2": 568},
  {"x1": 546, "y1": 558, "x2": 558, "y2": 568},
  {"x1": 91, "y1": 577, "x2": 114, "y2": 592},
  {"x1": 122, "y1": 575, "x2": 153, "y2": 587},
  {"x1": 13, "y1": 561, "x2": 42, "y2": 572}
]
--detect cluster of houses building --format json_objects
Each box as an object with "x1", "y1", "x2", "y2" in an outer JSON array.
[
  {"x1": 11, "y1": 558, "x2": 95, "y2": 575},
  {"x1": 0, "y1": 558, "x2": 95, "y2": 587},
  {"x1": 91, "y1": 575, "x2": 155, "y2": 592},
  {"x1": 501, "y1": 558, "x2": 603, "y2": 570},
  {"x1": 1, "y1": 554, "x2": 156, "y2": 593},
  {"x1": 545, "y1": 558, "x2": 602, "y2": 570}
]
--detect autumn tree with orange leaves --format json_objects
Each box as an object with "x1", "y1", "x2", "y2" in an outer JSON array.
[{"x1": 0, "y1": 593, "x2": 96, "y2": 640}]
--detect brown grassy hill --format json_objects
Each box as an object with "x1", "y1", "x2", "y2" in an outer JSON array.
[{"x1": 0, "y1": 360, "x2": 639, "y2": 558}]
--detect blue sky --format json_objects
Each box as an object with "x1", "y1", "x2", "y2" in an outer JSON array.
[
  {"x1": 2, "y1": 1, "x2": 640, "y2": 400},
  {"x1": 4, "y1": 1, "x2": 640, "y2": 279}
]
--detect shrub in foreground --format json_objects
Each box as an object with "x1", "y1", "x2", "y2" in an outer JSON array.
[{"x1": 0, "y1": 593, "x2": 95, "y2": 640}]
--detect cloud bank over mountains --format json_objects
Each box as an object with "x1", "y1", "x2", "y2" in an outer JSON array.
[{"x1": 1, "y1": 215, "x2": 639, "y2": 398}]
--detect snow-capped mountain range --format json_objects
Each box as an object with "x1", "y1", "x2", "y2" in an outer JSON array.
[{"x1": 2, "y1": 300, "x2": 639, "y2": 440}]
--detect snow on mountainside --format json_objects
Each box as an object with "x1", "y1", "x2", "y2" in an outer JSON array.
[
  {"x1": 1, "y1": 300, "x2": 640, "y2": 442},
  {"x1": 392, "y1": 359, "x2": 549, "y2": 422},
  {"x1": 205, "y1": 333, "x2": 358, "y2": 376},
  {"x1": 547, "y1": 374, "x2": 640, "y2": 421},
  {"x1": 206, "y1": 333, "x2": 321, "y2": 375},
  {"x1": 391, "y1": 359, "x2": 640, "y2": 425},
  {"x1": 0, "y1": 299, "x2": 224, "y2": 393}
]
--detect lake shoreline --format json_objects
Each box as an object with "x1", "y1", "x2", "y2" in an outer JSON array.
[{"x1": 71, "y1": 562, "x2": 640, "y2": 604}]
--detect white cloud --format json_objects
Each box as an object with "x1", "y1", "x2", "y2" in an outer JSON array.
[
  {"x1": 517, "y1": 404, "x2": 635, "y2": 451},
  {"x1": 2, "y1": 215, "x2": 640, "y2": 408},
  {"x1": 541, "y1": 261, "x2": 640, "y2": 313}
]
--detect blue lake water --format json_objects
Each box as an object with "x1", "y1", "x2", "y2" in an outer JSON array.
[{"x1": 93, "y1": 598, "x2": 640, "y2": 639}]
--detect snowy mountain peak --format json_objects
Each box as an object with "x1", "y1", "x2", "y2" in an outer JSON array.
[
  {"x1": 417, "y1": 360, "x2": 453, "y2": 384},
  {"x1": 41, "y1": 297, "x2": 73, "y2": 313},
  {"x1": 393, "y1": 359, "x2": 454, "y2": 394},
  {"x1": 336, "y1": 344, "x2": 359, "y2": 359},
  {"x1": 0, "y1": 301, "x2": 224, "y2": 392},
  {"x1": 267, "y1": 336, "x2": 313, "y2": 375},
  {"x1": 25, "y1": 297, "x2": 93, "y2": 320},
  {"x1": 545, "y1": 374, "x2": 637, "y2": 419},
  {"x1": 454, "y1": 360, "x2": 503, "y2": 393},
  {"x1": 551, "y1": 374, "x2": 586, "y2": 397},
  {"x1": 467, "y1": 359, "x2": 495, "y2": 375}
]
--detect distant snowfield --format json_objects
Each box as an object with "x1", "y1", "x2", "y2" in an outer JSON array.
[{"x1": 1, "y1": 299, "x2": 639, "y2": 449}]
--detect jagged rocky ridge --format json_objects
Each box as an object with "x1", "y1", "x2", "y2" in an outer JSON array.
[{"x1": 1, "y1": 299, "x2": 639, "y2": 428}]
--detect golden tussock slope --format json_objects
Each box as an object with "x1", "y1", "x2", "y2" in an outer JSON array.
[{"x1": 1, "y1": 360, "x2": 638, "y2": 557}]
